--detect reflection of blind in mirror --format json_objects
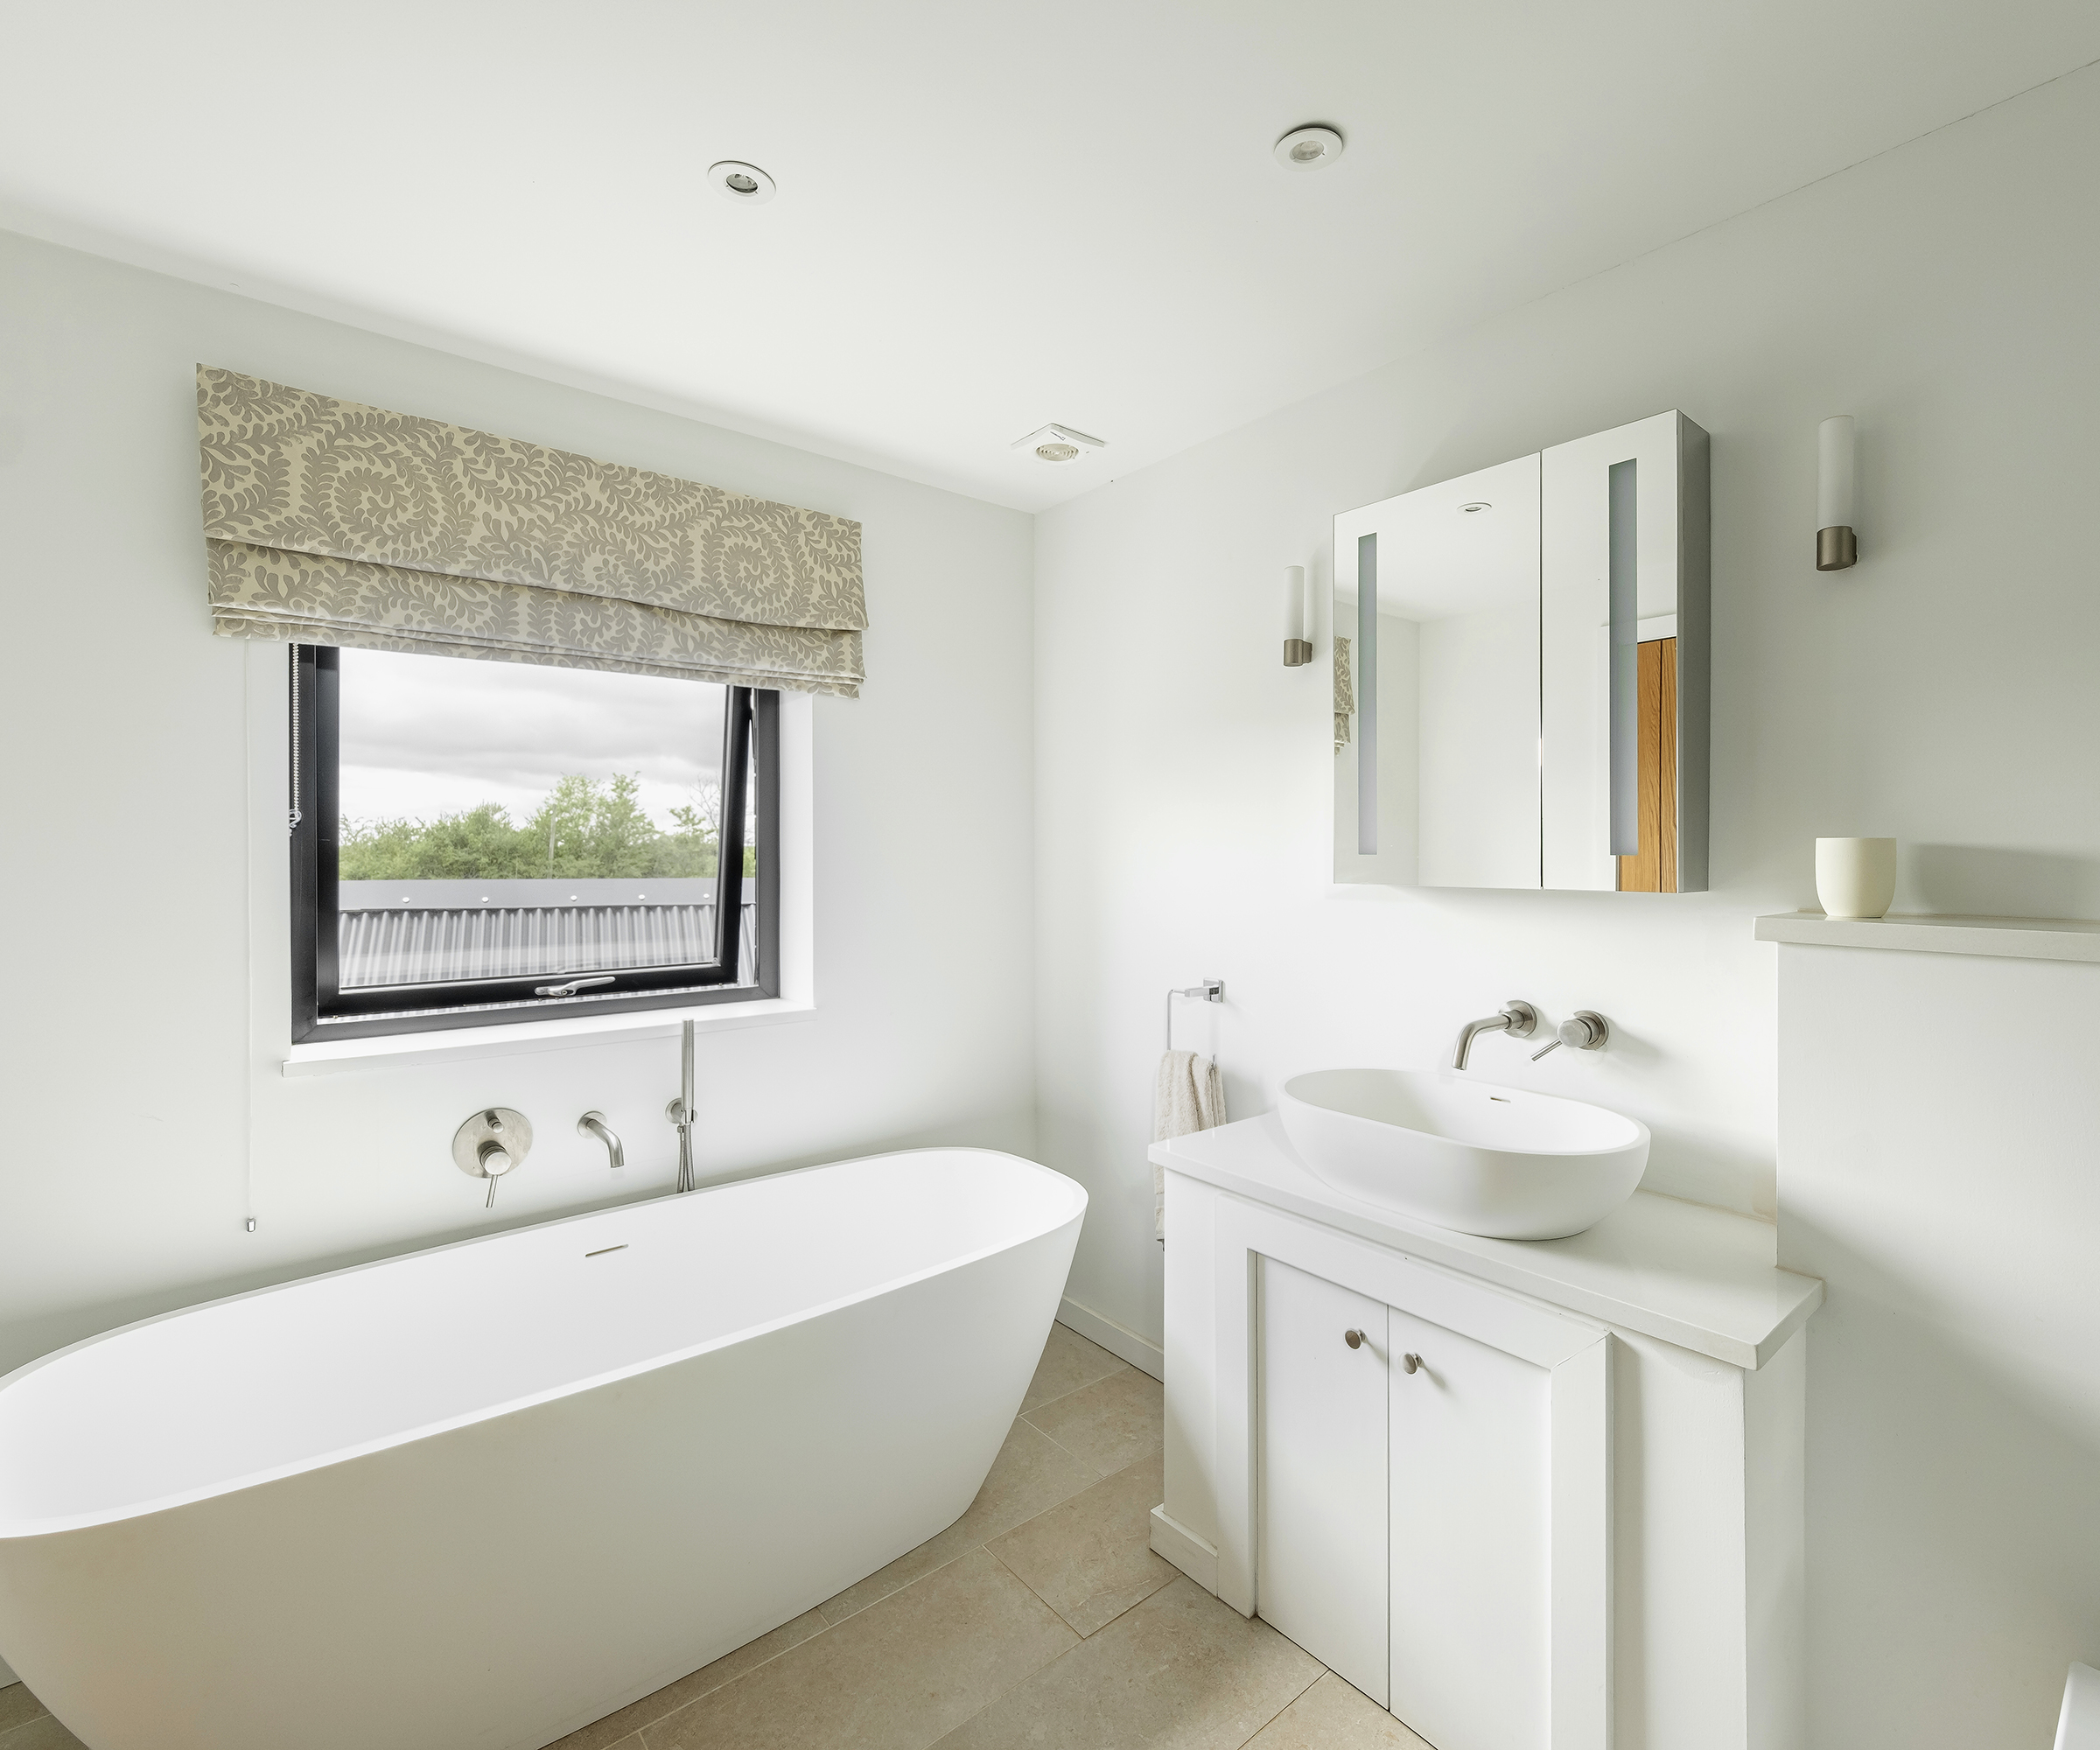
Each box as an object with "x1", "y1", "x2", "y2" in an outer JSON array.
[
  {"x1": 1608, "y1": 460, "x2": 1639, "y2": 858},
  {"x1": 1357, "y1": 533, "x2": 1377, "y2": 855}
]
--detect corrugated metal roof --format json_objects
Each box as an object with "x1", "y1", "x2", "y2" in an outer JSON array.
[{"x1": 338, "y1": 880, "x2": 757, "y2": 990}]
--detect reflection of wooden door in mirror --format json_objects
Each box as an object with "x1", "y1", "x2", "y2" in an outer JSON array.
[{"x1": 1617, "y1": 637, "x2": 1677, "y2": 892}]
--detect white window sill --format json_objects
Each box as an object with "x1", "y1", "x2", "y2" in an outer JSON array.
[{"x1": 281, "y1": 997, "x2": 816, "y2": 1078}]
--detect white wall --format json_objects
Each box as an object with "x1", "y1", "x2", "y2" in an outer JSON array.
[
  {"x1": 0, "y1": 229, "x2": 1036, "y2": 1375},
  {"x1": 1777, "y1": 943, "x2": 2100, "y2": 1750},
  {"x1": 1034, "y1": 65, "x2": 2100, "y2": 1748}
]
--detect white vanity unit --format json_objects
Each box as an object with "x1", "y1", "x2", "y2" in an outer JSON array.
[{"x1": 1149, "y1": 1111, "x2": 1822, "y2": 1750}]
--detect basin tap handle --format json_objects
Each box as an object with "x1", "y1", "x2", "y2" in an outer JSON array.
[{"x1": 1533, "y1": 1012, "x2": 1611, "y2": 1061}]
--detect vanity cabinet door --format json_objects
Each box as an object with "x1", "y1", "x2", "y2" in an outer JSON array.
[
  {"x1": 1256, "y1": 1256, "x2": 1389, "y2": 1705},
  {"x1": 1389, "y1": 1303, "x2": 1551, "y2": 1750}
]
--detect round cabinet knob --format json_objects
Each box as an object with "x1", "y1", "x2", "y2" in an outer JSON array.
[
  {"x1": 1344, "y1": 1329, "x2": 1367, "y2": 1350},
  {"x1": 1401, "y1": 1353, "x2": 1423, "y2": 1374}
]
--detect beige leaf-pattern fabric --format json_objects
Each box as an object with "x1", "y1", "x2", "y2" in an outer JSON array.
[
  {"x1": 1334, "y1": 634, "x2": 1354, "y2": 752},
  {"x1": 207, "y1": 542, "x2": 863, "y2": 693},
  {"x1": 197, "y1": 367, "x2": 865, "y2": 693}
]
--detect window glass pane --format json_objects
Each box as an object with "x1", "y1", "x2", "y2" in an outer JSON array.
[{"x1": 334, "y1": 650, "x2": 739, "y2": 991}]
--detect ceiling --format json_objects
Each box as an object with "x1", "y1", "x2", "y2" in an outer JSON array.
[{"x1": 3, "y1": 1, "x2": 2095, "y2": 510}]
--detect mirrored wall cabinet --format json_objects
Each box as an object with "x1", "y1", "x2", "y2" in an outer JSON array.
[{"x1": 1333, "y1": 410, "x2": 1710, "y2": 892}]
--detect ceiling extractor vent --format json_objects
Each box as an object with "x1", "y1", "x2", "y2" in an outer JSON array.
[{"x1": 1012, "y1": 424, "x2": 1106, "y2": 465}]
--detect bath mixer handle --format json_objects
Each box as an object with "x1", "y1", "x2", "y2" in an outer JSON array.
[
  {"x1": 453, "y1": 1107, "x2": 532, "y2": 1208},
  {"x1": 479, "y1": 1139, "x2": 514, "y2": 1208}
]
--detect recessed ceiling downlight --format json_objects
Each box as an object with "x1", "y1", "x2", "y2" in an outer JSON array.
[
  {"x1": 1460, "y1": 501, "x2": 1492, "y2": 514},
  {"x1": 1274, "y1": 124, "x2": 1345, "y2": 172},
  {"x1": 708, "y1": 160, "x2": 776, "y2": 204},
  {"x1": 1011, "y1": 424, "x2": 1106, "y2": 465}
]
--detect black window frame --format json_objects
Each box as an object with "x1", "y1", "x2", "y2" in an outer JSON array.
[{"x1": 290, "y1": 644, "x2": 780, "y2": 1042}]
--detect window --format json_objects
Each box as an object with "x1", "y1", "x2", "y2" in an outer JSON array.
[{"x1": 290, "y1": 646, "x2": 778, "y2": 1040}]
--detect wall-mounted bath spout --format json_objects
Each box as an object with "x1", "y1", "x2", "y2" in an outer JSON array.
[
  {"x1": 1450, "y1": 1001, "x2": 1539, "y2": 1071},
  {"x1": 578, "y1": 1111, "x2": 625, "y2": 1171},
  {"x1": 664, "y1": 1019, "x2": 696, "y2": 1193}
]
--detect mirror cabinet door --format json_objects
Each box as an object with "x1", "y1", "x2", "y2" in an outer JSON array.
[
  {"x1": 1333, "y1": 453, "x2": 1543, "y2": 889},
  {"x1": 1330, "y1": 411, "x2": 1707, "y2": 893},
  {"x1": 1539, "y1": 410, "x2": 1709, "y2": 892}
]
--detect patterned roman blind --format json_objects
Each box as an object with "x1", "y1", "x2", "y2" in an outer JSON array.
[{"x1": 197, "y1": 367, "x2": 865, "y2": 695}]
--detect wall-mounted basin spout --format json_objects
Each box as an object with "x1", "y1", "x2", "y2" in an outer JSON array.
[{"x1": 1451, "y1": 1000, "x2": 1539, "y2": 1071}]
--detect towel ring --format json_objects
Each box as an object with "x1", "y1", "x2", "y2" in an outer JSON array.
[{"x1": 1166, "y1": 978, "x2": 1225, "y2": 1052}]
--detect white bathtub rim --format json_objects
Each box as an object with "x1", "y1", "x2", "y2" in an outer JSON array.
[{"x1": 0, "y1": 1147, "x2": 1086, "y2": 1542}]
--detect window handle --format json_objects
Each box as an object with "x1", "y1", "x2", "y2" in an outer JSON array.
[{"x1": 534, "y1": 974, "x2": 617, "y2": 998}]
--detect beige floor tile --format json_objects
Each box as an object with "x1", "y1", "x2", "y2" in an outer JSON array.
[
  {"x1": 930, "y1": 1576, "x2": 1322, "y2": 1750},
  {"x1": 1022, "y1": 1367, "x2": 1164, "y2": 1474},
  {"x1": 1020, "y1": 1322, "x2": 1130, "y2": 1415},
  {"x1": 821, "y1": 1418, "x2": 1099, "y2": 1624},
  {"x1": 641, "y1": 1548, "x2": 1075, "y2": 1750},
  {"x1": 0, "y1": 1715, "x2": 86, "y2": 1750},
  {"x1": 1242, "y1": 1672, "x2": 1434, "y2": 1750},
  {"x1": 546, "y1": 1610, "x2": 830, "y2": 1748},
  {"x1": 987, "y1": 1452, "x2": 1176, "y2": 1636},
  {"x1": 0, "y1": 1688, "x2": 48, "y2": 1734}
]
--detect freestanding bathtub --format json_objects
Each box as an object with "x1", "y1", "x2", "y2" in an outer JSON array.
[{"x1": 0, "y1": 1147, "x2": 1085, "y2": 1750}]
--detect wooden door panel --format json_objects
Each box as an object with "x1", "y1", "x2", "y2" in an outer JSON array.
[{"x1": 1616, "y1": 634, "x2": 1678, "y2": 892}]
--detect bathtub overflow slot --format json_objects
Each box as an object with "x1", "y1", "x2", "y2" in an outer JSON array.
[{"x1": 584, "y1": 1244, "x2": 629, "y2": 1258}]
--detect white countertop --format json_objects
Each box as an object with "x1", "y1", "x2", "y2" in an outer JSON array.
[
  {"x1": 1755, "y1": 910, "x2": 2100, "y2": 962},
  {"x1": 1151, "y1": 1111, "x2": 1822, "y2": 1369}
]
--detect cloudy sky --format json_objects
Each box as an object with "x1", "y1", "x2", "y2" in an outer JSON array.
[{"x1": 336, "y1": 648, "x2": 725, "y2": 830}]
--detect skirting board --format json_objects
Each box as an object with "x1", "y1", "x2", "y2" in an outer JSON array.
[
  {"x1": 1058, "y1": 1297, "x2": 1164, "y2": 1381},
  {"x1": 1150, "y1": 1507, "x2": 1220, "y2": 1594}
]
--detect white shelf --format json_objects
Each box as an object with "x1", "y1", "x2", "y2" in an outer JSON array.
[
  {"x1": 1754, "y1": 911, "x2": 2100, "y2": 963},
  {"x1": 1152, "y1": 1112, "x2": 1821, "y2": 1369}
]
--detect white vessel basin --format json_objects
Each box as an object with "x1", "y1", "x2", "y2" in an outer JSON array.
[{"x1": 1278, "y1": 1068, "x2": 1649, "y2": 1240}]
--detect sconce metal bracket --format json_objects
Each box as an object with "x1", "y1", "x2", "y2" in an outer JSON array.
[{"x1": 1816, "y1": 525, "x2": 1858, "y2": 570}]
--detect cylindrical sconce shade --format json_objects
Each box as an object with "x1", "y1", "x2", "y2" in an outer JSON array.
[
  {"x1": 1816, "y1": 415, "x2": 1858, "y2": 570},
  {"x1": 1282, "y1": 565, "x2": 1312, "y2": 666}
]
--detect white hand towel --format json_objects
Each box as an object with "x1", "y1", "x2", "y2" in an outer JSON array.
[{"x1": 1152, "y1": 1049, "x2": 1227, "y2": 1242}]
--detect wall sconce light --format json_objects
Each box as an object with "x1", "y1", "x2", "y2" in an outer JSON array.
[
  {"x1": 1817, "y1": 415, "x2": 1858, "y2": 570},
  {"x1": 1282, "y1": 565, "x2": 1312, "y2": 666}
]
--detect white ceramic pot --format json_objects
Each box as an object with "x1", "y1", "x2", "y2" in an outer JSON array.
[{"x1": 1816, "y1": 836, "x2": 1897, "y2": 920}]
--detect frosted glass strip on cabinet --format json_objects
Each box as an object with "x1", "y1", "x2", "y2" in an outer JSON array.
[
  {"x1": 1357, "y1": 533, "x2": 1378, "y2": 856},
  {"x1": 1607, "y1": 459, "x2": 1639, "y2": 858}
]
